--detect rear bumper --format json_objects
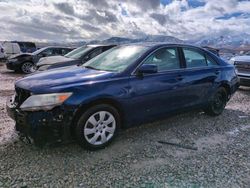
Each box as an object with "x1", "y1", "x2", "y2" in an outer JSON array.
[{"x1": 6, "y1": 98, "x2": 74, "y2": 145}]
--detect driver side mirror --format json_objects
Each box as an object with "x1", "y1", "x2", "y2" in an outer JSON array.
[{"x1": 137, "y1": 64, "x2": 158, "y2": 75}]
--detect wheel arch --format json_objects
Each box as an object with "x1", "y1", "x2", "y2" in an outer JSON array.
[
  {"x1": 219, "y1": 82, "x2": 231, "y2": 100},
  {"x1": 70, "y1": 98, "x2": 125, "y2": 136}
]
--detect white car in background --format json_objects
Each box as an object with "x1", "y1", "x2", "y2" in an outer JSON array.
[
  {"x1": 230, "y1": 56, "x2": 250, "y2": 86},
  {"x1": 0, "y1": 43, "x2": 6, "y2": 60},
  {"x1": 2, "y1": 42, "x2": 21, "y2": 58}
]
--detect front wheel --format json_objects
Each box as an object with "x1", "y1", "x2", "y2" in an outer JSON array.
[
  {"x1": 21, "y1": 62, "x2": 35, "y2": 74},
  {"x1": 75, "y1": 104, "x2": 120, "y2": 150},
  {"x1": 204, "y1": 87, "x2": 227, "y2": 116}
]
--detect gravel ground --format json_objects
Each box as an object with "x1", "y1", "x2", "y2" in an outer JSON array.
[{"x1": 0, "y1": 62, "x2": 249, "y2": 187}]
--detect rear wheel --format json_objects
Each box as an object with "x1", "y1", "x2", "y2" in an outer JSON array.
[
  {"x1": 21, "y1": 62, "x2": 35, "y2": 74},
  {"x1": 75, "y1": 104, "x2": 120, "y2": 150},
  {"x1": 204, "y1": 87, "x2": 227, "y2": 116}
]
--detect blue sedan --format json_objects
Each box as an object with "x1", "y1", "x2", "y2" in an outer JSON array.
[{"x1": 7, "y1": 43, "x2": 239, "y2": 149}]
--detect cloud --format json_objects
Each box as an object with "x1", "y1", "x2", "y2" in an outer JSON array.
[
  {"x1": 53, "y1": 2, "x2": 75, "y2": 15},
  {"x1": 150, "y1": 13, "x2": 168, "y2": 25},
  {"x1": 128, "y1": 0, "x2": 161, "y2": 11},
  {"x1": 83, "y1": 0, "x2": 109, "y2": 9},
  {"x1": 0, "y1": 0, "x2": 250, "y2": 42}
]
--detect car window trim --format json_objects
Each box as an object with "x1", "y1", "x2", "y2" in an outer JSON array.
[
  {"x1": 182, "y1": 46, "x2": 209, "y2": 68},
  {"x1": 182, "y1": 65, "x2": 220, "y2": 71},
  {"x1": 131, "y1": 46, "x2": 182, "y2": 75}
]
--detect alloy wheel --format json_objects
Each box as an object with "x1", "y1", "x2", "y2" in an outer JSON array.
[
  {"x1": 83, "y1": 111, "x2": 116, "y2": 145},
  {"x1": 21, "y1": 62, "x2": 34, "y2": 74}
]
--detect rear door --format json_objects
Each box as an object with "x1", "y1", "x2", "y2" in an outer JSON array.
[{"x1": 180, "y1": 47, "x2": 221, "y2": 106}]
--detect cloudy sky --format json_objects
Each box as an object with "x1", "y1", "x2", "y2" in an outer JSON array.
[{"x1": 0, "y1": 0, "x2": 250, "y2": 42}]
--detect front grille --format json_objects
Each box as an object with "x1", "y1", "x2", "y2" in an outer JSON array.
[
  {"x1": 235, "y1": 61, "x2": 250, "y2": 73},
  {"x1": 15, "y1": 87, "x2": 31, "y2": 107}
]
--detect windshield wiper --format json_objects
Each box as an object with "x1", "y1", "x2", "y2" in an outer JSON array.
[
  {"x1": 84, "y1": 66, "x2": 116, "y2": 72},
  {"x1": 84, "y1": 66, "x2": 101, "y2": 71}
]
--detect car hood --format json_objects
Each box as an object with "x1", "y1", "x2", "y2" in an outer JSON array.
[
  {"x1": 15, "y1": 66, "x2": 116, "y2": 93},
  {"x1": 37, "y1": 56, "x2": 74, "y2": 66},
  {"x1": 231, "y1": 56, "x2": 250, "y2": 63},
  {"x1": 9, "y1": 53, "x2": 32, "y2": 59}
]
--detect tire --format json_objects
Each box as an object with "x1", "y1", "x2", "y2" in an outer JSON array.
[
  {"x1": 204, "y1": 87, "x2": 227, "y2": 116},
  {"x1": 21, "y1": 62, "x2": 35, "y2": 74},
  {"x1": 75, "y1": 104, "x2": 121, "y2": 150}
]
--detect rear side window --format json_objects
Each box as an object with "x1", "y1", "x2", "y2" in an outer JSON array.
[
  {"x1": 23, "y1": 42, "x2": 36, "y2": 49},
  {"x1": 143, "y1": 47, "x2": 180, "y2": 72},
  {"x1": 183, "y1": 48, "x2": 207, "y2": 68}
]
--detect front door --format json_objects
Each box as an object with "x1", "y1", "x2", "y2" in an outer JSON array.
[{"x1": 127, "y1": 47, "x2": 186, "y2": 122}]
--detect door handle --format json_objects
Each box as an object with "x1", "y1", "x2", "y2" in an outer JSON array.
[{"x1": 176, "y1": 75, "x2": 183, "y2": 81}]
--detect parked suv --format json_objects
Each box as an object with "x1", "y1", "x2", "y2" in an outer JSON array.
[
  {"x1": 3, "y1": 41, "x2": 36, "y2": 57},
  {"x1": 230, "y1": 56, "x2": 250, "y2": 86},
  {"x1": 6, "y1": 46, "x2": 74, "y2": 73},
  {"x1": 7, "y1": 44, "x2": 239, "y2": 149},
  {"x1": 37, "y1": 44, "x2": 116, "y2": 71}
]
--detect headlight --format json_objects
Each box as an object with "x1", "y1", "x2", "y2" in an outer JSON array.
[
  {"x1": 20, "y1": 92, "x2": 72, "y2": 111},
  {"x1": 10, "y1": 58, "x2": 18, "y2": 62}
]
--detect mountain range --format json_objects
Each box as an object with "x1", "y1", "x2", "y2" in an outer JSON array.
[
  {"x1": 195, "y1": 34, "x2": 250, "y2": 48},
  {"x1": 35, "y1": 34, "x2": 250, "y2": 50}
]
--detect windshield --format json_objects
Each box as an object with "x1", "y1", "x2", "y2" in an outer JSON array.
[
  {"x1": 83, "y1": 45, "x2": 149, "y2": 72},
  {"x1": 32, "y1": 47, "x2": 47, "y2": 55},
  {"x1": 64, "y1": 46, "x2": 92, "y2": 59}
]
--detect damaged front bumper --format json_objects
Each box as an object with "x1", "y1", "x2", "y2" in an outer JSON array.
[{"x1": 6, "y1": 98, "x2": 74, "y2": 146}]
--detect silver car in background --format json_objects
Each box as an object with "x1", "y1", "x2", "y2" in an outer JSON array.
[{"x1": 230, "y1": 56, "x2": 250, "y2": 86}]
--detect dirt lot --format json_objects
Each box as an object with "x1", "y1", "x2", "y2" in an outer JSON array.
[{"x1": 0, "y1": 62, "x2": 249, "y2": 187}]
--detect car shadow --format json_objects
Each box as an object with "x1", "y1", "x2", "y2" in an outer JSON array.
[
  {"x1": 1, "y1": 107, "x2": 249, "y2": 163},
  {"x1": 239, "y1": 86, "x2": 250, "y2": 92}
]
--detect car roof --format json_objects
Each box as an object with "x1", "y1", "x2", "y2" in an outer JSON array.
[
  {"x1": 117, "y1": 42, "x2": 202, "y2": 49},
  {"x1": 85, "y1": 44, "x2": 117, "y2": 48},
  {"x1": 41, "y1": 46, "x2": 73, "y2": 49}
]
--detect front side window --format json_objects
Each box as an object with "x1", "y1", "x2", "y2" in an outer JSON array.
[
  {"x1": 143, "y1": 47, "x2": 180, "y2": 71},
  {"x1": 42, "y1": 48, "x2": 53, "y2": 56},
  {"x1": 183, "y1": 48, "x2": 207, "y2": 68}
]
